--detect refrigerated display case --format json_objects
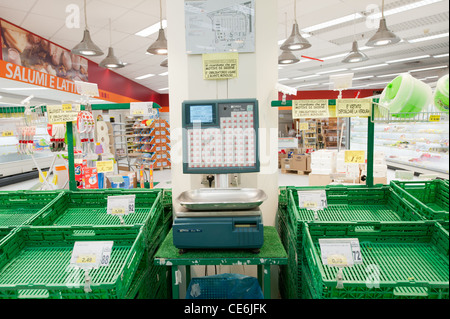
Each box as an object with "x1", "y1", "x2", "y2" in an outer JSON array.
[{"x1": 350, "y1": 117, "x2": 449, "y2": 178}]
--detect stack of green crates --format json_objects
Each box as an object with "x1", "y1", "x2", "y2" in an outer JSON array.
[
  {"x1": 0, "y1": 189, "x2": 173, "y2": 299},
  {"x1": 302, "y1": 221, "x2": 449, "y2": 299},
  {"x1": 277, "y1": 184, "x2": 429, "y2": 299}
]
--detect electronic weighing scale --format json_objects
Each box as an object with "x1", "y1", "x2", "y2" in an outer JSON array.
[{"x1": 173, "y1": 99, "x2": 266, "y2": 253}]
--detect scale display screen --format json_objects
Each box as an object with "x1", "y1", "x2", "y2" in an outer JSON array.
[
  {"x1": 182, "y1": 99, "x2": 260, "y2": 174},
  {"x1": 189, "y1": 105, "x2": 214, "y2": 124}
]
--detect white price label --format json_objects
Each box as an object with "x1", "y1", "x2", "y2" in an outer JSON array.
[
  {"x1": 319, "y1": 238, "x2": 362, "y2": 267},
  {"x1": 70, "y1": 241, "x2": 114, "y2": 269},
  {"x1": 107, "y1": 195, "x2": 136, "y2": 216},
  {"x1": 298, "y1": 190, "x2": 327, "y2": 210}
]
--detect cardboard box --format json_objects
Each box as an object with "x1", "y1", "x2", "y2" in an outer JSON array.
[
  {"x1": 306, "y1": 154, "x2": 311, "y2": 171},
  {"x1": 281, "y1": 158, "x2": 291, "y2": 170},
  {"x1": 290, "y1": 155, "x2": 308, "y2": 171},
  {"x1": 309, "y1": 174, "x2": 333, "y2": 186}
]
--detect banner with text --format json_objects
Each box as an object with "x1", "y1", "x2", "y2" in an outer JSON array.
[
  {"x1": 292, "y1": 100, "x2": 329, "y2": 119},
  {"x1": 336, "y1": 99, "x2": 372, "y2": 118},
  {"x1": 203, "y1": 52, "x2": 239, "y2": 80}
]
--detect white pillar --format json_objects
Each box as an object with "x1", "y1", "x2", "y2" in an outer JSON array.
[{"x1": 168, "y1": 0, "x2": 279, "y2": 226}]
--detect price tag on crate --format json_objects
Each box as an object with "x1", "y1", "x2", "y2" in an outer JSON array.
[
  {"x1": 70, "y1": 241, "x2": 114, "y2": 269},
  {"x1": 107, "y1": 195, "x2": 136, "y2": 216},
  {"x1": 319, "y1": 238, "x2": 362, "y2": 267},
  {"x1": 297, "y1": 190, "x2": 327, "y2": 210}
]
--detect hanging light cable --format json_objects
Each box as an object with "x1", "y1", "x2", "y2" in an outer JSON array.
[
  {"x1": 366, "y1": 0, "x2": 401, "y2": 47},
  {"x1": 72, "y1": 0, "x2": 104, "y2": 56},
  {"x1": 280, "y1": 0, "x2": 311, "y2": 51},
  {"x1": 147, "y1": 0, "x2": 168, "y2": 55},
  {"x1": 100, "y1": 19, "x2": 125, "y2": 69},
  {"x1": 279, "y1": 12, "x2": 300, "y2": 65},
  {"x1": 342, "y1": 14, "x2": 369, "y2": 63}
]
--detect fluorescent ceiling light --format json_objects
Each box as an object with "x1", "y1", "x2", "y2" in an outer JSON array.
[
  {"x1": 297, "y1": 83, "x2": 319, "y2": 88},
  {"x1": 158, "y1": 87, "x2": 169, "y2": 91},
  {"x1": 292, "y1": 75, "x2": 320, "y2": 80},
  {"x1": 409, "y1": 32, "x2": 449, "y2": 43},
  {"x1": 135, "y1": 74, "x2": 155, "y2": 80},
  {"x1": 278, "y1": 78, "x2": 291, "y2": 82},
  {"x1": 353, "y1": 75, "x2": 374, "y2": 80},
  {"x1": 159, "y1": 72, "x2": 169, "y2": 76},
  {"x1": 409, "y1": 65, "x2": 448, "y2": 72},
  {"x1": 302, "y1": 13, "x2": 363, "y2": 33},
  {"x1": 136, "y1": 20, "x2": 168, "y2": 37},
  {"x1": 370, "y1": 0, "x2": 443, "y2": 19},
  {"x1": 320, "y1": 53, "x2": 348, "y2": 61},
  {"x1": 2, "y1": 87, "x2": 49, "y2": 91},
  {"x1": 387, "y1": 55, "x2": 430, "y2": 63},
  {"x1": 352, "y1": 63, "x2": 388, "y2": 71},
  {"x1": 434, "y1": 53, "x2": 449, "y2": 58},
  {"x1": 377, "y1": 73, "x2": 401, "y2": 78},
  {"x1": 316, "y1": 68, "x2": 348, "y2": 75}
]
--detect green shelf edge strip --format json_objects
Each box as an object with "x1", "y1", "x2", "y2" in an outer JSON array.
[{"x1": 0, "y1": 102, "x2": 161, "y2": 113}]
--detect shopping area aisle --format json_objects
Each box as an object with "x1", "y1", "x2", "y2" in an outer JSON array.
[{"x1": 0, "y1": 168, "x2": 406, "y2": 191}]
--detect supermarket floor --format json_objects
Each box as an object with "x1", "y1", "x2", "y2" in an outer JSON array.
[{"x1": 0, "y1": 168, "x2": 402, "y2": 191}]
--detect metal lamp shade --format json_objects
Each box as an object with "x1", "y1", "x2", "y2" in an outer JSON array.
[
  {"x1": 278, "y1": 50, "x2": 300, "y2": 65},
  {"x1": 99, "y1": 47, "x2": 125, "y2": 69},
  {"x1": 147, "y1": 29, "x2": 168, "y2": 55},
  {"x1": 280, "y1": 22, "x2": 311, "y2": 51},
  {"x1": 342, "y1": 41, "x2": 369, "y2": 63},
  {"x1": 366, "y1": 18, "x2": 401, "y2": 47},
  {"x1": 72, "y1": 29, "x2": 104, "y2": 56},
  {"x1": 160, "y1": 58, "x2": 168, "y2": 67}
]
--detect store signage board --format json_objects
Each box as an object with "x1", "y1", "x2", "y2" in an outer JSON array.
[
  {"x1": 292, "y1": 100, "x2": 329, "y2": 119},
  {"x1": 47, "y1": 104, "x2": 80, "y2": 124},
  {"x1": 297, "y1": 190, "x2": 328, "y2": 210},
  {"x1": 185, "y1": 0, "x2": 255, "y2": 54},
  {"x1": 345, "y1": 150, "x2": 366, "y2": 164},
  {"x1": 107, "y1": 195, "x2": 136, "y2": 216},
  {"x1": 75, "y1": 81, "x2": 99, "y2": 98},
  {"x1": 319, "y1": 238, "x2": 362, "y2": 267},
  {"x1": 330, "y1": 73, "x2": 354, "y2": 90},
  {"x1": 70, "y1": 241, "x2": 114, "y2": 269},
  {"x1": 336, "y1": 99, "x2": 372, "y2": 118},
  {"x1": 203, "y1": 53, "x2": 239, "y2": 80},
  {"x1": 96, "y1": 160, "x2": 114, "y2": 173},
  {"x1": 130, "y1": 102, "x2": 156, "y2": 117}
]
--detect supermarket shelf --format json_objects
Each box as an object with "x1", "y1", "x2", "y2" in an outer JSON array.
[
  {"x1": 372, "y1": 108, "x2": 449, "y2": 124},
  {"x1": 386, "y1": 159, "x2": 449, "y2": 179}
]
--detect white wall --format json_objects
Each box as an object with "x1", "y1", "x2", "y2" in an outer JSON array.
[{"x1": 167, "y1": 0, "x2": 280, "y2": 298}]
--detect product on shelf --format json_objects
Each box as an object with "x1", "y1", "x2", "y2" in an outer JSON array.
[
  {"x1": 434, "y1": 74, "x2": 449, "y2": 113},
  {"x1": 379, "y1": 73, "x2": 432, "y2": 117}
]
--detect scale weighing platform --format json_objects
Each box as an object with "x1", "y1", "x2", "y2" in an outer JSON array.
[{"x1": 174, "y1": 99, "x2": 265, "y2": 253}]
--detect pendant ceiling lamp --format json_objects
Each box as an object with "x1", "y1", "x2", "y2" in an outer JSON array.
[
  {"x1": 99, "y1": 20, "x2": 125, "y2": 69},
  {"x1": 280, "y1": 0, "x2": 311, "y2": 51},
  {"x1": 72, "y1": 0, "x2": 104, "y2": 57},
  {"x1": 147, "y1": 0, "x2": 168, "y2": 55},
  {"x1": 366, "y1": 0, "x2": 401, "y2": 47},
  {"x1": 343, "y1": 17, "x2": 369, "y2": 63},
  {"x1": 278, "y1": 13, "x2": 300, "y2": 65},
  {"x1": 160, "y1": 57, "x2": 168, "y2": 67}
]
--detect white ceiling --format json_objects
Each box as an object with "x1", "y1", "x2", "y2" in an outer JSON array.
[{"x1": 0, "y1": 0, "x2": 449, "y2": 96}]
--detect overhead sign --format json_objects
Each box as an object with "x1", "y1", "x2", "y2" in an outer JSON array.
[
  {"x1": 292, "y1": 100, "x2": 329, "y2": 119},
  {"x1": 336, "y1": 99, "x2": 372, "y2": 118},
  {"x1": 47, "y1": 104, "x2": 80, "y2": 124}
]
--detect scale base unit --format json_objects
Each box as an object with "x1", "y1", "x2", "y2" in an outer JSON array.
[{"x1": 172, "y1": 208, "x2": 264, "y2": 253}]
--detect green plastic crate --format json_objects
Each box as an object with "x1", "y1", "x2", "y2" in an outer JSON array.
[
  {"x1": 0, "y1": 225, "x2": 146, "y2": 299},
  {"x1": 302, "y1": 221, "x2": 449, "y2": 299},
  {"x1": 30, "y1": 190, "x2": 164, "y2": 247},
  {"x1": 391, "y1": 180, "x2": 449, "y2": 221},
  {"x1": 285, "y1": 185, "x2": 423, "y2": 240},
  {"x1": 0, "y1": 191, "x2": 64, "y2": 227}
]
